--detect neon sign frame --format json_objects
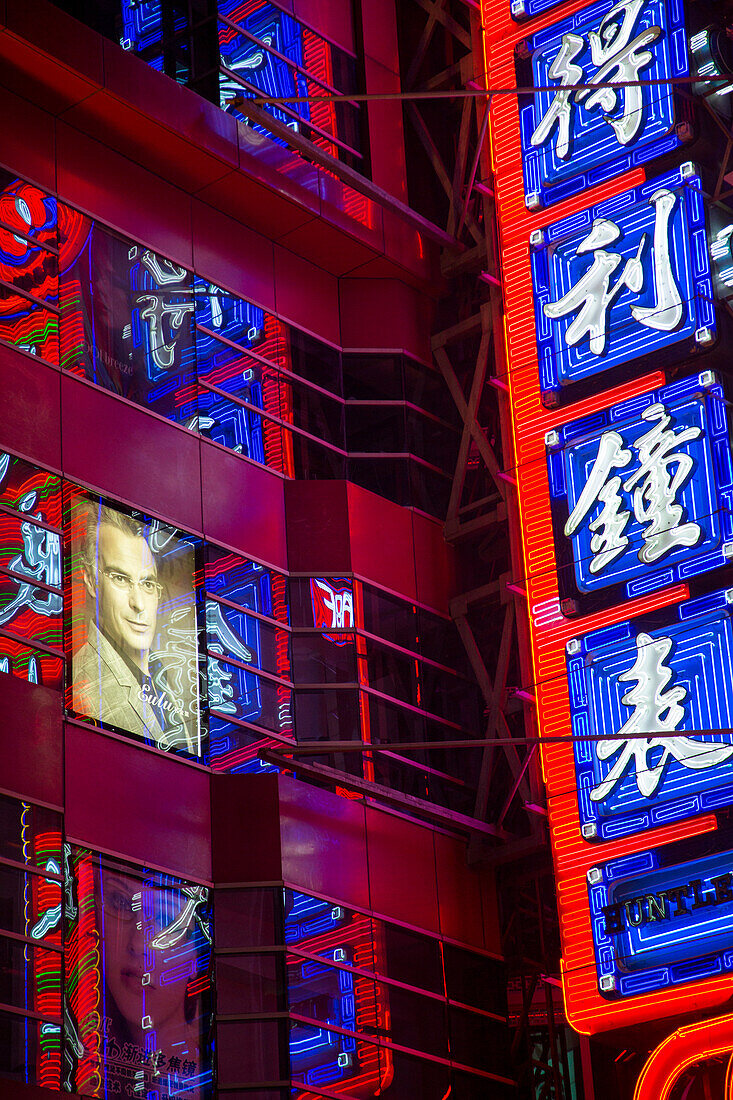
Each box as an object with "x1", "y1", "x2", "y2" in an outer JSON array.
[
  {"x1": 569, "y1": 588, "x2": 733, "y2": 842},
  {"x1": 546, "y1": 372, "x2": 733, "y2": 612},
  {"x1": 532, "y1": 167, "x2": 716, "y2": 405},
  {"x1": 517, "y1": 0, "x2": 688, "y2": 209}
]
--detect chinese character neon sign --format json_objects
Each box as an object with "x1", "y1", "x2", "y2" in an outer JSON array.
[
  {"x1": 569, "y1": 589, "x2": 733, "y2": 842},
  {"x1": 547, "y1": 374, "x2": 733, "y2": 611},
  {"x1": 518, "y1": 0, "x2": 689, "y2": 208},
  {"x1": 532, "y1": 167, "x2": 715, "y2": 404}
]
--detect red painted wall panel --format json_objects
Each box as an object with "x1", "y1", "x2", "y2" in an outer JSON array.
[
  {"x1": 191, "y1": 199, "x2": 277, "y2": 314},
  {"x1": 412, "y1": 511, "x2": 454, "y2": 612},
  {"x1": 360, "y1": 0, "x2": 400, "y2": 73},
  {"x1": 211, "y1": 773, "x2": 282, "y2": 883},
  {"x1": 5, "y1": 0, "x2": 103, "y2": 90},
  {"x1": 0, "y1": 85, "x2": 56, "y2": 193},
  {"x1": 278, "y1": 776, "x2": 370, "y2": 911},
  {"x1": 347, "y1": 482, "x2": 417, "y2": 602},
  {"x1": 340, "y1": 278, "x2": 434, "y2": 363},
  {"x1": 363, "y1": 58, "x2": 408, "y2": 202},
  {"x1": 366, "y1": 806, "x2": 440, "y2": 934},
  {"x1": 60, "y1": 375, "x2": 204, "y2": 534},
  {"x1": 64, "y1": 722, "x2": 212, "y2": 881},
  {"x1": 292, "y1": 0, "x2": 354, "y2": 54},
  {"x1": 284, "y1": 480, "x2": 351, "y2": 574},
  {"x1": 55, "y1": 121, "x2": 194, "y2": 271},
  {"x1": 0, "y1": 347, "x2": 61, "y2": 473},
  {"x1": 273, "y1": 244, "x2": 340, "y2": 346},
  {"x1": 0, "y1": 675, "x2": 62, "y2": 809},
  {"x1": 434, "y1": 831, "x2": 488, "y2": 951},
  {"x1": 201, "y1": 439, "x2": 287, "y2": 570}
]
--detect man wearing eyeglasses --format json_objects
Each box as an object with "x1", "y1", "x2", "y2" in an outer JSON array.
[{"x1": 72, "y1": 504, "x2": 183, "y2": 747}]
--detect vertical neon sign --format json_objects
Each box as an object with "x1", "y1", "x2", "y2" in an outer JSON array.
[{"x1": 482, "y1": 0, "x2": 733, "y2": 1032}]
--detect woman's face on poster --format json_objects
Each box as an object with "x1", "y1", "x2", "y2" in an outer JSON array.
[{"x1": 98, "y1": 872, "x2": 197, "y2": 1036}]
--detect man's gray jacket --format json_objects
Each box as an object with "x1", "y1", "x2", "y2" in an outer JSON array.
[{"x1": 72, "y1": 621, "x2": 166, "y2": 744}]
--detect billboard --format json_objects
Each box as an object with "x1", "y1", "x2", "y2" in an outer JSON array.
[
  {"x1": 65, "y1": 849, "x2": 212, "y2": 1099},
  {"x1": 67, "y1": 491, "x2": 204, "y2": 758}
]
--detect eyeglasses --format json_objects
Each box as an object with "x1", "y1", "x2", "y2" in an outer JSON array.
[
  {"x1": 101, "y1": 886, "x2": 186, "y2": 937},
  {"x1": 99, "y1": 569, "x2": 162, "y2": 599}
]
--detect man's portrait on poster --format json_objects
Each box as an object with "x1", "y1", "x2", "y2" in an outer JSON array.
[{"x1": 71, "y1": 501, "x2": 200, "y2": 754}]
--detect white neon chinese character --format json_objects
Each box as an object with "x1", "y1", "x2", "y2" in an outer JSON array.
[
  {"x1": 564, "y1": 403, "x2": 701, "y2": 574},
  {"x1": 137, "y1": 295, "x2": 195, "y2": 371},
  {"x1": 544, "y1": 189, "x2": 683, "y2": 355},
  {"x1": 314, "y1": 579, "x2": 354, "y2": 629},
  {"x1": 590, "y1": 632, "x2": 733, "y2": 801},
  {"x1": 622, "y1": 403, "x2": 702, "y2": 562},
  {"x1": 531, "y1": 0, "x2": 662, "y2": 160},
  {"x1": 565, "y1": 430, "x2": 632, "y2": 573}
]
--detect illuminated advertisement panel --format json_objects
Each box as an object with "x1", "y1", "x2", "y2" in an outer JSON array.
[
  {"x1": 66, "y1": 490, "x2": 204, "y2": 758},
  {"x1": 205, "y1": 547, "x2": 293, "y2": 774},
  {"x1": 547, "y1": 373, "x2": 733, "y2": 612},
  {"x1": 483, "y1": 0, "x2": 733, "y2": 1032},
  {"x1": 588, "y1": 843, "x2": 733, "y2": 997},
  {"x1": 310, "y1": 577, "x2": 354, "y2": 645},
  {"x1": 532, "y1": 166, "x2": 716, "y2": 405},
  {"x1": 0, "y1": 451, "x2": 63, "y2": 678},
  {"x1": 65, "y1": 849, "x2": 212, "y2": 1099},
  {"x1": 518, "y1": 0, "x2": 688, "y2": 209},
  {"x1": 286, "y1": 890, "x2": 393, "y2": 1097},
  {"x1": 569, "y1": 588, "x2": 733, "y2": 841}
]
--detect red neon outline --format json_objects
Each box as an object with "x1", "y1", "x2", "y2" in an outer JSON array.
[
  {"x1": 634, "y1": 1012, "x2": 733, "y2": 1100},
  {"x1": 481, "y1": 0, "x2": 733, "y2": 1032}
]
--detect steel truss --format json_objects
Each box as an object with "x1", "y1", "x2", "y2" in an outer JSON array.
[{"x1": 397, "y1": 0, "x2": 570, "y2": 1095}]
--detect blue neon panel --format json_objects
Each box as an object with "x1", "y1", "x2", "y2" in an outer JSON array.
[
  {"x1": 520, "y1": 0, "x2": 688, "y2": 207},
  {"x1": 552, "y1": 374, "x2": 733, "y2": 598},
  {"x1": 570, "y1": 590, "x2": 733, "y2": 841},
  {"x1": 532, "y1": 168, "x2": 715, "y2": 395},
  {"x1": 588, "y1": 847, "x2": 733, "y2": 997}
]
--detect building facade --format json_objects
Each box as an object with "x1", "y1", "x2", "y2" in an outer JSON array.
[{"x1": 0, "y1": 2, "x2": 540, "y2": 1099}]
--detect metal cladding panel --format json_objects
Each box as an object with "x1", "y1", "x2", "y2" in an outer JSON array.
[
  {"x1": 278, "y1": 775, "x2": 370, "y2": 912},
  {"x1": 365, "y1": 805, "x2": 440, "y2": 933},
  {"x1": 0, "y1": 673, "x2": 62, "y2": 808},
  {"x1": 0, "y1": 344, "x2": 61, "y2": 472},
  {"x1": 64, "y1": 722, "x2": 212, "y2": 882},
  {"x1": 201, "y1": 438, "x2": 287, "y2": 570},
  {"x1": 60, "y1": 374, "x2": 204, "y2": 534}
]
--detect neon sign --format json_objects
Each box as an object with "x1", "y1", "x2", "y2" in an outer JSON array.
[
  {"x1": 483, "y1": 0, "x2": 733, "y2": 1031},
  {"x1": 532, "y1": 166, "x2": 716, "y2": 404},
  {"x1": 569, "y1": 588, "x2": 733, "y2": 841},
  {"x1": 518, "y1": 0, "x2": 689, "y2": 208},
  {"x1": 589, "y1": 844, "x2": 733, "y2": 997},
  {"x1": 546, "y1": 373, "x2": 733, "y2": 612},
  {"x1": 310, "y1": 577, "x2": 354, "y2": 645}
]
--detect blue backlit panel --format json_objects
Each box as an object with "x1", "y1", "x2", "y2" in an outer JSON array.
[
  {"x1": 589, "y1": 846, "x2": 733, "y2": 998},
  {"x1": 511, "y1": 0, "x2": 566, "y2": 21},
  {"x1": 546, "y1": 373, "x2": 733, "y2": 612},
  {"x1": 532, "y1": 167, "x2": 716, "y2": 404},
  {"x1": 569, "y1": 589, "x2": 733, "y2": 842},
  {"x1": 519, "y1": 0, "x2": 688, "y2": 209}
]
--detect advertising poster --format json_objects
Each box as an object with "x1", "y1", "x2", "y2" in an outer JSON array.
[
  {"x1": 66, "y1": 490, "x2": 204, "y2": 758},
  {"x1": 65, "y1": 849, "x2": 212, "y2": 1099}
]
